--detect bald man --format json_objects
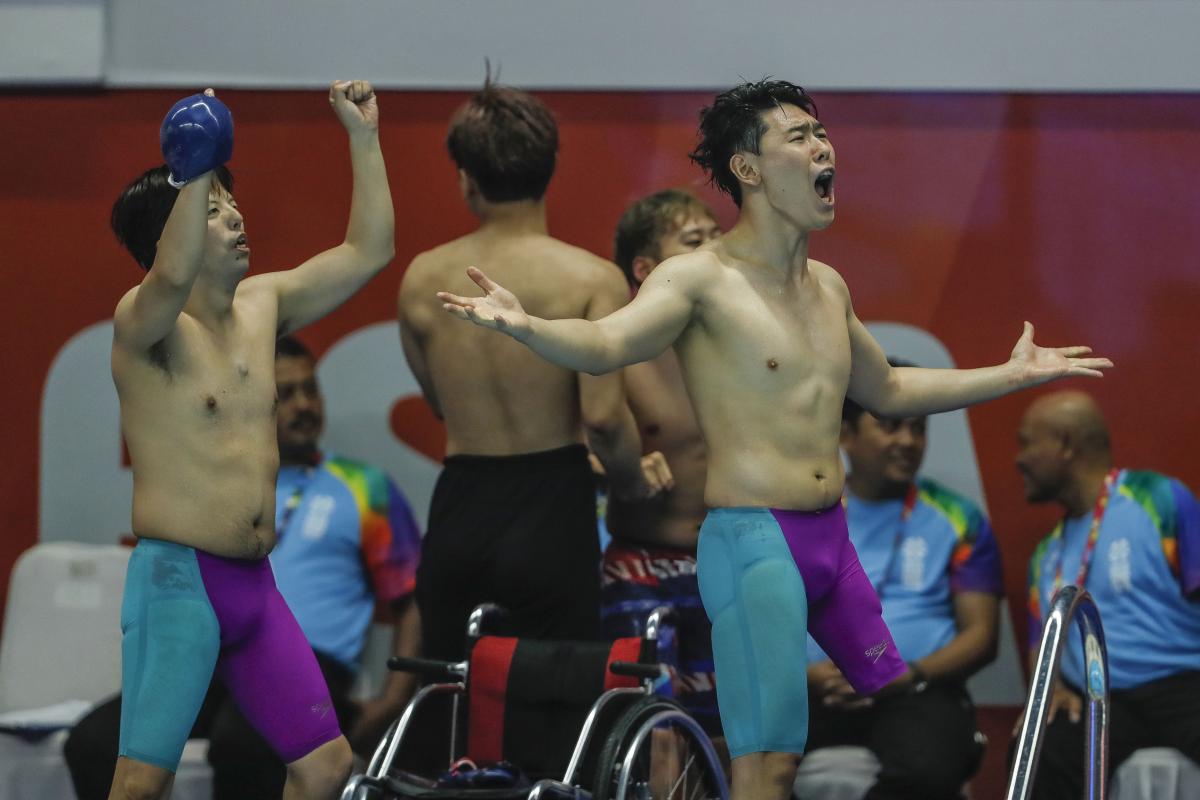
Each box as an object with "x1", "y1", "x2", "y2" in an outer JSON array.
[{"x1": 1015, "y1": 390, "x2": 1200, "y2": 799}]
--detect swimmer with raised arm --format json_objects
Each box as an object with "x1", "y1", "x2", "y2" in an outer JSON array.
[{"x1": 108, "y1": 81, "x2": 393, "y2": 800}]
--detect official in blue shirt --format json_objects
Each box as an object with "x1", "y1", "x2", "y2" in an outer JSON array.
[
  {"x1": 804, "y1": 359, "x2": 1004, "y2": 800},
  {"x1": 1015, "y1": 390, "x2": 1200, "y2": 800}
]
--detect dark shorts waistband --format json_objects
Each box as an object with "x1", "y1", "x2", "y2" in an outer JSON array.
[{"x1": 442, "y1": 443, "x2": 589, "y2": 472}]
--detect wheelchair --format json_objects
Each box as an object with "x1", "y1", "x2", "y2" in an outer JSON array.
[{"x1": 342, "y1": 604, "x2": 728, "y2": 800}]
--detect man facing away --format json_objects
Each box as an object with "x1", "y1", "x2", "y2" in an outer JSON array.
[
  {"x1": 397, "y1": 77, "x2": 664, "y2": 665},
  {"x1": 602, "y1": 189, "x2": 725, "y2": 749},
  {"x1": 800, "y1": 371, "x2": 1004, "y2": 800},
  {"x1": 107, "y1": 81, "x2": 393, "y2": 800},
  {"x1": 1016, "y1": 390, "x2": 1200, "y2": 799},
  {"x1": 436, "y1": 79, "x2": 1111, "y2": 800}
]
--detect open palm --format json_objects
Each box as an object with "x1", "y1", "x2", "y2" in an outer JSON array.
[
  {"x1": 437, "y1": 266, "x2": 532, "y2": 339},
  {"x1": 1009, "y1": 322, "x2": 1112, "y2": 384}
]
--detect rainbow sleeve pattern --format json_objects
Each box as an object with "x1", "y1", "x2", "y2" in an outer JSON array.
[
  {"x1": 1027, "y1": 536, "x2": 1054, "y2": 648},
  {"x1": 326, "y1": 457, "x2": 422, "y2": 604},
  {"x1": 1119, "y1": 470, "x2": 1200, "y2": 598},
  {"x1": 918, "y1": 479, "x2": 1004, "y2": 595}
]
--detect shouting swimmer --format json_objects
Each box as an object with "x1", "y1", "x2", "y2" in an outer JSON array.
[
  {"x1": 436, "y1": 79, "x2": 1111, "y2": 800},
  {"x1": 107, "y1": 82, "x2": 393, "y2": 800}
]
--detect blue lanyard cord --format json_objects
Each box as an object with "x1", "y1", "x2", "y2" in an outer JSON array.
[{"x1": 277, "y1": 470, "x2": 314, "y2": 538}]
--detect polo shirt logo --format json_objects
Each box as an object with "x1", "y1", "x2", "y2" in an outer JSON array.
[
  {"x1": 1108, "y1": 538, "x2": 1133, "y2": 593},
  {"x1": 302, "y1": 494, "x2": 336, "y2": 540},
  {"x1": 901, "y1": 537, "x2": 927, "y2": 589}
]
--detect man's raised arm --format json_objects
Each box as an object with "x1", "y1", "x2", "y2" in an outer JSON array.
[
  {"x1": 257, "y1": 80, "x2": 395, "y2": 335},
  {"x1": 437, "y1": 253, "x2": 703, "y2": 375},
  {"x1": 115, "y1": 89, "x2": 233, "y2": 349},
  {"x1": 846, "y1": 311, "x2": 1112, "y2": 419}
]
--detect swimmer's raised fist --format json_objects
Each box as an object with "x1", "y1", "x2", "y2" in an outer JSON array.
[{"x1": 329, "y1": 80, "x2": 378, "y2": 134}]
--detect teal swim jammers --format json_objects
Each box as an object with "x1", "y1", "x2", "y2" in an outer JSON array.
[
  {"x1": 118, "y1": 538, "x2": 342, "y2": 771},
  {"x1": 696, "y1": 505, "x2": 906, "y2": 758}
]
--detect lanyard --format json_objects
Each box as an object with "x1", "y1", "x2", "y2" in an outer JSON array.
[
  {"x1": 277, "y1": 463, "x2": 319, "y2": 537},
  {"x1": 1050, "y1": 469, "x2": 1120, "y2": 593}
]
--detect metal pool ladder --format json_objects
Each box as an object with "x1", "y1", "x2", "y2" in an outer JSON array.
[{"x1": 1006, "y1": 584, "x2": 1109, "y2": 800}]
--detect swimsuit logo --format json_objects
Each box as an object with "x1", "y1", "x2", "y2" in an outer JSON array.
[
  {"x1": 310, "y1": 702, "x2": 332, "y2": 719},
  {"x1": 864, "y1": 642, "x2": 888, "y2": 663},
  {"x1": 151, "y1": 560, "x2": 194, "y2": 592}
]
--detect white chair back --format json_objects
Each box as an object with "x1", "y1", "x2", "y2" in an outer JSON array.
[{"x1": 0, "y1": 542, "x2": 131, "y2": 712}]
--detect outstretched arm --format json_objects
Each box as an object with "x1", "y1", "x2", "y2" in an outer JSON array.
[
  {"x1": 252, "y1": 80, "x2": 395, "y2": 335},
  {"x1": 846, "y1": 311, "x2": 1112, "y2": 418},
  {"x1": 437, "y1": 253, "x2": 701, "y2": 375},
  {"x1": 576, "y1": 267, "x2": 670, "y2": 499}
]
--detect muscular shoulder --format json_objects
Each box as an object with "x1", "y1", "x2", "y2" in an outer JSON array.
[
  {"x1": 111, "y1": 286, "x2": 141, "y2": 337},
  {"x1": 809, "y1": 259, "x2": 851, "y2": 302},
  {"x1": 111, "y1": 286, "x2": 182, "y2": 366},
  {"x1": 642, "y1": 249, "x2": 721, "y2": 298}
]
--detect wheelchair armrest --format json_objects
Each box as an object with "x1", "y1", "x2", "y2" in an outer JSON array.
[
  {"x1": 388, "y1": 656, "x2": 466, "y2": 681},
  {"x1": 609, "y1": 661, "x2": 662, "y2": 681},
  {"x1": 367, "y1": 682, "x2": 465, "y2": 780}
]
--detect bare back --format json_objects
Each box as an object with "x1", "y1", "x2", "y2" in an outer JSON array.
[
  {"x1": 112, "y1": 285, "x2": 281, "y2": 558},
  {"x1": 608, "y1": 350, "x2": 708, "y2": 548},
  {"x1": 400, "y1": 229, "x2": 628, "y2": 456},
  {"x1": 671, "y1": 247, "x2": 853, "y2": 510}
]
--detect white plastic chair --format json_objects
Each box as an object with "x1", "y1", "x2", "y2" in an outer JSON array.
[
  {"x1": 0, "y1": 542, "x2": 131, "y2": 713},
  {"x1": 0, "y1": 543, "x2": 130, "y2": 798},
  {"x1": 793, "y1": 746, "x2": 880, "y2": 800},
  {"x1": 0, "y1": 542, "x2": 216, "y2": 798},
  {"x1": 1113, "y1": 748, "x2": 1200, "y2": 800}
]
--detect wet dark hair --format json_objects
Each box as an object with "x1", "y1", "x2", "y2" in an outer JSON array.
[
  {"x1": 842, "y1": 357, "x2": 918, "y2": 428},
  {"x1": 276, "y1": 335, "x2": 314, "y2": 361},
  {"x1": 613, "y1": 189, "x2": 716, "y2": 286},
  {"x1": 111, "y1": 165, "x2": 234, "y2": 271},
  {"x1": 446, "y1": 74, "x2": 558, "y2": 203},
  {"x1": 689, "y1": 79, "x2": 819, "y2": 207}
]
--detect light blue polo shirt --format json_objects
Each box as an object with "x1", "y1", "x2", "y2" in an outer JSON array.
[
  {"x1": 271, "y1": 454, "x2": 421, "y2": 670},
  {"x1": 809, "y1": 478, "x2": 1004, "y2": 664},
  {"x1": 1028, "y1": 469, "x2": 1200, "y2": 690}
]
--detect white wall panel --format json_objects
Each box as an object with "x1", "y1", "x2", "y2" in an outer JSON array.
[
  {"x1": 102, "y1": 0, "x2": 1200, "y2": 92},
  {"x1": 0, "y1": 1, "x2": 103, "y2": 85}
]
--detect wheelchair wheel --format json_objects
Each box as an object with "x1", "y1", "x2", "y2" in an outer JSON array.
[{"x1": 592, "y1": 696, "x2": 728, "y2": 800}]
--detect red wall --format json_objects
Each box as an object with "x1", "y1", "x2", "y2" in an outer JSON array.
[{"x1": 2, "y1": 91, "x2": 1199, "y2": 791}]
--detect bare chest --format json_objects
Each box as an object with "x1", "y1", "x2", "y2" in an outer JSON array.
[
  {"x1": 123, "y1": 317, "x2": 279, "y2": 425},
  {"x1": 691, "y1": 281, "x2": 852, "y2": 389}
]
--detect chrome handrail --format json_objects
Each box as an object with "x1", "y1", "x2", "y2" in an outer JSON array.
[{"x1": 1006, "y1": 584, "x2": 1109, "y2": 800}]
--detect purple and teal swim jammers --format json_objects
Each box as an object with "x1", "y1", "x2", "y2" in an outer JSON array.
[
  {"x1": 696, "y1": 504, "x2": 905, "y2": 758},
  {"x1": 118, "y1": 538, "x2": 341, "y2": 771}
]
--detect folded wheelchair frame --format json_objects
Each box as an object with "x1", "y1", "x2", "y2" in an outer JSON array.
[{"x1": 342, "y1": 605, "x2": 728, "y2": 800}]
